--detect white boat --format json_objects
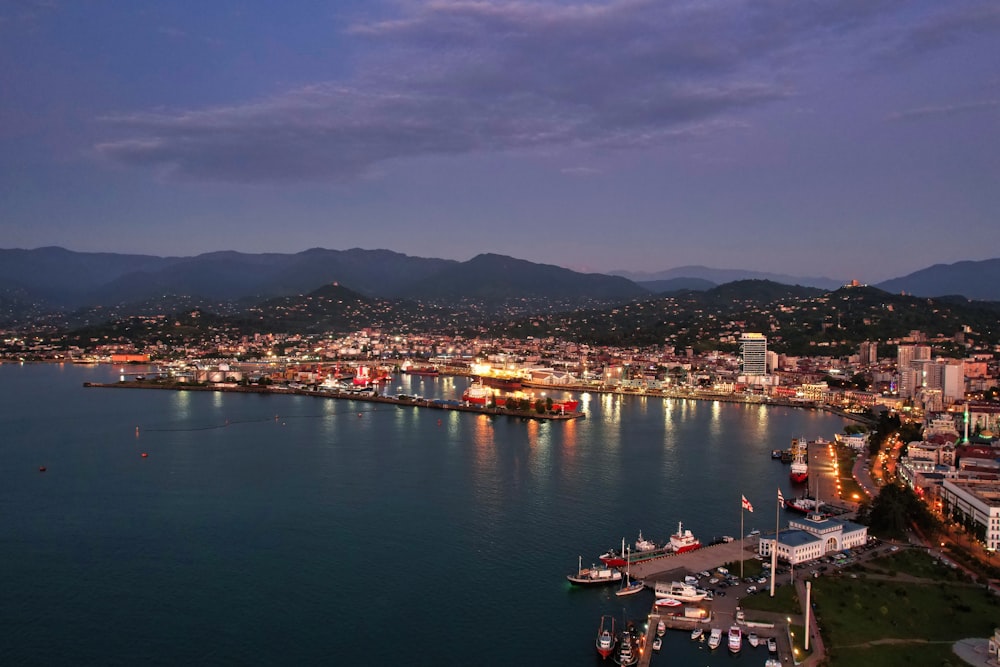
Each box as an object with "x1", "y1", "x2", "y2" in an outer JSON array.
[
  {"x1": 656, "y1": 620, "x2": 665, "y2": 637},
  {"x1": 567, "y1": 555, "x2": 622, "y2": 586},
  {"x1": 765, "y1": 659, "x2": 781, "y2": 667},
  {"x1": 767, "y1": 636, "x2": 777, "y2": 653},
  {"x1": 635, "y1": 530, "x2": 659, "y2": 552},
  {"x1": 652, "y1": 637, "x2": 662, "y2": 652},
  {"x1": 748, "y1": 632, "x2": 759, "y2": 647},
  {"x1": 653, "y1": 581, "x2": 708, "y2": 602},
  {"x1": 708, "y1": 628, "x2": 722, "y2": 650},
  {"x1": 615, "y1": 546, "x2": 645, "y2": 597},
  {"x1": 728, "y1": 625, "x2": 742, "y2": 653},
  {"x1": 654, "y1": 598, "x2": 682, "y2": 609},
  {"x1": 690, "y1": 627, "x2": 703, "y2": 641}
]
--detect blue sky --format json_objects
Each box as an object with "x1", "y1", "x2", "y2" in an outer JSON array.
[{"x1": 2, "y1": 0, "x2": 998, "y2": 282}]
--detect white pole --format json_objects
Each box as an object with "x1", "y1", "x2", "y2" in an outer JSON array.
[
  {"x1": 770, "y1": 493, "x2": 779, "y2": 597},
  {"x1": 805, "y1": 581, "x2": 812, "y2": 650},
  {"x1": 741, "y1": 500, "x2": 745, "y2": 580}
]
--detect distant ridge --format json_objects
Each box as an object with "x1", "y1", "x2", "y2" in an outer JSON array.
[
  {"x1": 612, "y1": 265, "x2": 844, "y2": 291},
  {"x1": 876, "y1": 258, "x2": 1000, "y2": 301}
]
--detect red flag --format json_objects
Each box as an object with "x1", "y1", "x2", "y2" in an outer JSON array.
[{"x1": 742, "y1": 495, "x2": 754, "y2": 512}]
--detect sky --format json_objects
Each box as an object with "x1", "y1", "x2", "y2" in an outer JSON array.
[{"x1": 2, "y1": 0, "x2": 998, "y2": 283}]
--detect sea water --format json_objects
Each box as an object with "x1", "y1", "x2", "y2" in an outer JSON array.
[{"x1": 0, "y1": 363, "x2": 844, "y2": 665}]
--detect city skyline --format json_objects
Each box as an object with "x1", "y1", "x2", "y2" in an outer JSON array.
[{"x1": 2, "y1": 1, "x2": 999, "y2": 282}]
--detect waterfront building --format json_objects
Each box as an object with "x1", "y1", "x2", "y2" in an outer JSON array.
[
  {"x1": 758, "y1": 515, "x2": 868, "y2": 564},
  {"x1": 739, "y1": 333, "x2": 767, "y2": 377}
]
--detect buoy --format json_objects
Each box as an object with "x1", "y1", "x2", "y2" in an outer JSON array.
[
  {"x1": 358, "y1": 413, "x2": 362, "y2": 418},
  {"x1": 39, "y1": 466, "x2": 46, "y2": 472},
  {"x1": 141, "y1": 452, "x2": 148, "y2": 458}
]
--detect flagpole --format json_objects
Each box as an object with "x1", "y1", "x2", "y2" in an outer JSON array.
[
  {"x1": 740, "y1": 497, "x2": 744, "y2": 580},
  {"x1": 770, "y1": 489, "x2": 779, "y2": 597}
]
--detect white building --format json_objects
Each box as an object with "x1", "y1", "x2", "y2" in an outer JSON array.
[
  {"x1": 739, "y1": 333, "x2": 767, "y2": 377},
  {"x1": 940, "y1": 479, "x2": 1000, "y2": 551},
  {"x1": 758, "y1": 515, "x2": 868, "y2": 564}
]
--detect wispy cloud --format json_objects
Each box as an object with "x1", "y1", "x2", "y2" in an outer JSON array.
[
  {"x1": 95, "y1": 0, "x2": 991, "y2": 184},
  {"x1": 886, "y1": 100, "x2": 999, "y2": 122}
]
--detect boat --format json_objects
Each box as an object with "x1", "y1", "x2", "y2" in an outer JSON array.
[
  {"x1": 567, "y1": 556, "x2": 622, "y2": 586},
  {"x1": 690, "y1": 627, "x2": 703, "y2": 641},
  {"x1": 728, "y1": 625, "x2": 742, "y2": 653},
  {"x1": 668, "y1": 521, "x2": 701, "y2": 554},
  {"x1": 765, "y1": 659, "x2": 782, "y2": 667},
  {"x1": 784, "y1": 495, "x2": 825, "y2": 515},
  {"x1": 461, "y1": 381, "x2": 580, "y2": 413},
  {"x1": 478, "y1": 375, "x2": 522, "y2": 391},
  {"x1": 613, "y1": 625, "x2": 640, "y2": 666},
  {"x1": 654, "y1": 581, "x2": 708, "y2": 602},
  {"x1": 767, "y1": 636, "x2": 777, "y2": 653},
  {"x1": 748, "y1": 632, "x2": 759, "y2": 647},
  {"x1": 789, "y1": 438, "x2": 809, "y2": 483},
  {"x1": 400, "y1": 363, "x2": 439, "y2": 376},
  {"x1": 656, "y1": 620, "x2": 665, "y2": 637},
  {"x1": 652, "y1": 637, "x2": 662, "y2": 652},
  {"x1": 653, "y1": 598, "x2": 682, "y2": 610},
  {"x1": 600, "y1": 532, "x2": 671, "y2": 567},
  {"x1": 708, "y1": 628, "x2": 722, "y2": 650},
  {"x1": 771, "y1": 449, "x2": 783, "y2": 459},
  {"x1": 615, "y1": 546, "x2": 645, "y2": 597},
  {"x1": 595, "y1": 615, "x2": 616, "y2": 660}
]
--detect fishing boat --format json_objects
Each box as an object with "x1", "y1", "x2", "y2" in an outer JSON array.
[
  {"x1": 668, "y1": 521, "x2": 701, "y2": 554},
  {"x1": 653, "y1": 581, "x2": 708, "y2": 602},
  {"x1": 708, "y1": 628, "x2": 722, "y2": 650},
  {"x1": 613, "y1": 625, "x2": 640, "y2": 666},
  {"x1": 728, "y1": 625, "x2": 742, "y2": 653},
  {"x1": 595, "y1": 615, "x2": 616, "y2": 660},
  {"x1": 567, "y1": 556, "x2": 622, "y2": 586},
  {"x1": 615, "y1": 546, "x2": 645, "y2": 597}
]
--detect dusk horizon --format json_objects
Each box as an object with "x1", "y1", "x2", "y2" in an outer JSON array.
[{"x1": 3, "y1": 1, "x2": 999, "y2": 283}]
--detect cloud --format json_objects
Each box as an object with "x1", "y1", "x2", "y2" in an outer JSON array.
[
  {"x1": 95, "y1": 0, "x2": 943, "y2": 183},
  {"x1": 886, "y1": 99, "x2": 1000, "y2": 122}
]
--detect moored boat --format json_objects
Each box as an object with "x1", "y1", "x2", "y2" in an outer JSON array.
[
  {"x1": 600, "y1": 533, "x2": 672, "y2": 567},
  {"x1": 596, "y1": 615, "x2": 616, "y2": 660},
  {"x1": 767, "y1": 636, "x2": 777, "y2": 653},
  {"x1": 656, "y1": 620, "x2": 665, "y2": 637},
  {"x1": 669, "y1": 521, "x2": 701, "y2": 554},
  {"x1": 615, "y1": 546, "x2": 645, "y2": 597},
  {"x1": 567, "y1": 556, "x2": 622, "y2": 586},
  {"x1": 653, "y1": 598, "x2": 682, "y2": 610},
  {"x1": 789, "y1": 438, "x2": 808, "y2": 483},
  {"x1": 748, "y1": 632, "x2": 759, "y2": 647},
  {"x1": 613, "y1": 625, "x2": 640, "y2": 666},
  {"x1": 654, "y1": 581, "x2": 708, "y2": 602},
  {"x1": 690, "y1": 627, "x2": 703, "y2": 641},
  {"x1": 652, "y1": 636, "x2": 662, "y2": 652},
  {"x1": 784, "y1": 495, "x2": 825, "y2": 515},
  {"x1": 728, "y1": 625, "x2": 742, "y2": 653},
  {"x1": 708, "y1": 628, "x2": 722, "y2": 650}
]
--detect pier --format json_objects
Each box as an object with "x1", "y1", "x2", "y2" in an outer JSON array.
[{"x1": 82, "y1": 381, "x2": 585, "y2": 421}]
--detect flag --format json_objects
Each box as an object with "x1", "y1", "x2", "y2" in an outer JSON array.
[
  {"x1": 742, "y1": 495, "x2": 754, "y2": 512},
  {"x1": 777, "y1": 488, "x2": 785, "y2": 504}
]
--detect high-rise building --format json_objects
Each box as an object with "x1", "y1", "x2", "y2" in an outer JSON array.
[
  {"x1": 740, "y1": 333, "x2": 767, "y2": 377},
  {"x1": 897, "y1": 345, "x2": 932, "y2": 398},
  {"x1": 859, "y1": 341, "x2": 878, "y2": 365}
]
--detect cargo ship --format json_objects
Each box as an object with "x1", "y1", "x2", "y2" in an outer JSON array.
[
  {"x1": 400, "y1": 363, "x2": 439, "y2": 376},
  {"x1": 461, "y1": 382, "x2": 579, "y2": 413}
]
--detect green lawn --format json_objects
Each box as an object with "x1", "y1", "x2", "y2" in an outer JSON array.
[
  {"x1": 812, "y1": 577, "x2": 997, "y2": 645},
  {"x1": 739, "y1": 582, "x2": 800, "y2": 615}
]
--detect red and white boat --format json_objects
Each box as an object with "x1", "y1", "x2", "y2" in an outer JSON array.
[
  {"x1": 789, "y1": 438, "x2": 809, "y2": 483},
  {"x1": 461, "y1": 382, "x2": 580, "y2": 413},
  {"x1": 596, "y1": 615, "x2": 617, "y2": 659},
  {"x1": 784, "y1": 495, "x2": 825, "y2": 515},
  {"x1": 728, "y1": 625, "x2": 742, "y2": 653},
  {"x1": 669, "y1": 521, "x2": 701, "y2": 554},
  {"x1": 567, "y1": 556, "x2": 622, "y2": 586}
]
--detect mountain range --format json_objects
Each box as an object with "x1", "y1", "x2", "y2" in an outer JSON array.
[{"x1": 1, "y1": 247, "x2": 998, "y2": 327}]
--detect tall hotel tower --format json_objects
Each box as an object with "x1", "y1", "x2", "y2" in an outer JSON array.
[{"x1": 739, "y1": 333, "x2": 768, "y2": 376}]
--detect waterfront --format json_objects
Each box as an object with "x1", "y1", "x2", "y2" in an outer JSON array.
[{"x1": 0, "y1": 363, "x2": 848, "y2": 665}]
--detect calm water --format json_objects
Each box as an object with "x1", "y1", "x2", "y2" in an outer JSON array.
[{"x1": 0, "y1": 363, "x2": 846, "y2": 666}]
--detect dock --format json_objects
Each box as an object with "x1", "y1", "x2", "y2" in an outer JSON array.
[{"x1": 82, "y1": 381, "x2": 585, "y2": 421}]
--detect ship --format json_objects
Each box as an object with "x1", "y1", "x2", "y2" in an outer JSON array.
[
  {"x1": 668, "y1": 521, "x2": 701, "y2": 554},
  {"x1": 784, "y1": 495, "x2": 825, "y2": 515},
  {"x1": 567, "y1": 556, "x2": 622, "y2": 586},
  {"x1": 595, "y1": 615, "x2": 617, "y2": 660},
  {"x1": 599, "y1": 533, "x2": 672, "y2": 567},
  {"x1": 461, "y1": 382, "x2": 580, "y2": 413},
  {"x1": 789, "y1": 438, "x2": 808, "y2": 483},
  {"x1": 478, "y1": 375, "x2": 522, "y2": 391},
  {"x1": 400, "y1": 363, "x2": 439, "y2": 376}
]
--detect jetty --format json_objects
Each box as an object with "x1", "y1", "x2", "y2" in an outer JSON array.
[{"x1": 82, "y1": 381, "x2": 585, "y2": 421}]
